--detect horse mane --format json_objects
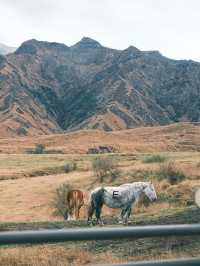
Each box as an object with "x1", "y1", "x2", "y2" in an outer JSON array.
[{"x1": 121, "y1": 181, "x2": 150, "y2": 188}]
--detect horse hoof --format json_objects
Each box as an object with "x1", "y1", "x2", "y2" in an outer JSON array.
[{"x1": 98, "y1": 223, "x2": 104, "y2": 226}]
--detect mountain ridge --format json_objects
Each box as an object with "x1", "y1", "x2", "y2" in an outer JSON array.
[{"x1": 0, "y1": 37, "x2": 200, "y2": 137}]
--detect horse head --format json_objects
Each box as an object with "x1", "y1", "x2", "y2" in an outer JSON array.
[{"x1": 143, "y1": 182, "x2": 157, "y2": 202}]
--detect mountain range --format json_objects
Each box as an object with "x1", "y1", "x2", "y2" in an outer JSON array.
[{"x1": 0, "y1": 37, "x2": 200, "y2": 137}]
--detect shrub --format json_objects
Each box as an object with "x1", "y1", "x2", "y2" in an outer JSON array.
[
  {"x1": 92, "y1": 156, "x2": 119, "y2": 182},
  {"x1": 27, "y1": 144, "x2": 46, "y2": 154},
  {"x1": 52, "y1": 183, "x2": 72, "y2": 220},
  {"x1": 126, "y1": 169, "x2": 153, "y2": 182},
  {"x1": 63, "y1": 161, "x2": 77, "y2": 173},
  {"x1": 156, "y1": 162, "x2": 186, "y2": 185},
  {"x1": 142, "y1": 154, "x2": 166, "y2": 163},
  {"x1": 16, "y1": 127, "x2": 27, "y2": 136},
  {"x1": 35, "y1": 144, "x2": 46, "y2": 154},
  {"x1": 110, "y1": 168, "x2": 122, "y2": 181}
]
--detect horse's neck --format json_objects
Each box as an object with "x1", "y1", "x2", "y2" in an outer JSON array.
[{"x1": 131, "y1": 183, "x2": 145, "y2": 200}]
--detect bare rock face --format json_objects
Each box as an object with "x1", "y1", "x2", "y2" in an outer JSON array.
[{"x1": 0, "y1": 37, "x2": 200, "y2": 136}]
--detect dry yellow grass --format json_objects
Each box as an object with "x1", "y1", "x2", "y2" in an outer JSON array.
[
  {"x1": 0, "y1": 122, "x2": 200, "y2": 154},
  {"x1": 0, "y1": 151, "x2": 198, "y2": 222},
  {"x1": 0, "y1": 171, "x2": 93, "y2": 222},
  {"x1": 0, "y1": 245, "x2": 122, "y2": 266},
  {"x1": 0, "y1": 243, "x2": 198, "y2": 266}
]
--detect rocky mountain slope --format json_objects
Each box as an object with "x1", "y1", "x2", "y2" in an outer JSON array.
[{"x1": 0, "y1": 37, "x2": 200, "y2": 136}]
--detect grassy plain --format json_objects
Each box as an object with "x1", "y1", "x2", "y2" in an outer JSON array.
[{"x1": 0, "y1": 123, "x2": 199, "y2": 265}]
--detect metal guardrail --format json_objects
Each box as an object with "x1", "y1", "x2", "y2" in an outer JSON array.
[
  {"x1": 0, "y1": 224, "x2": 200, "y2": 245},
  {"x1": 0, "y1": 224, "x2": 199, "y2": 266},
  {"x1": 99, "y1": 257, "x2": 200, "y2": 266}
]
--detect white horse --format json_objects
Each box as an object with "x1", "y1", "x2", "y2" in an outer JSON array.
[{"x1": 87, "y1": 182, "x2": 157, "y2": 224}]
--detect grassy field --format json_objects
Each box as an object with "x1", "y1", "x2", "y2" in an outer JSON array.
[
  {"x1": 0, "y1": 152, "x2": 199, "y2": 222},
  {"x1": 0, "y1": 146, "x2": 199, "y2": 264}
]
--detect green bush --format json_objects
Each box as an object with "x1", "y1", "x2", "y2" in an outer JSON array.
[
  {"x1": 27, "y1": 144, "x2": 46, "y2": 154},
  {"x1": 156, "y1": 162, "x2": 186, "y2": 184},
  {"x1": 142, "y1": 154, "x2": 166, "y2": 163},
  {"x1": 35, "y1": 144, "x2": 46, "y2": 154},
  {"x1": 16, "y1": 127, "x2": 27, "y2": 136},
  {"x1": 63, "y1": 161, "x2": 77, "y2": 173}
]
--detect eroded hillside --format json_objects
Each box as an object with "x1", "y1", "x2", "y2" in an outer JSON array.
[{"x1": 0, "y1": 37, "x2": 200, "y2": 136}]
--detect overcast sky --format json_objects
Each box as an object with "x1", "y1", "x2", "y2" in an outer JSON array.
[{"x1": 0, "y1": 0, "x2": 200, "y2": 61}]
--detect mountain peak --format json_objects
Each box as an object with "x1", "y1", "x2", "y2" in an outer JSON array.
[
  {"x1": 126, "y1": 45, "x2": 141, "y2": 53},
  {"x1": 15, "y1": 39, "x2": 68, "y2": 55},
  {"x1": 15, "y1": 39, "x2": 38, "y2": 55},
  {"x1": 117, "y1": 45, "x2": 141, "y2": 62},
  {"x1": 72, "y1": 37, "x2": 102, "y2": 49}
]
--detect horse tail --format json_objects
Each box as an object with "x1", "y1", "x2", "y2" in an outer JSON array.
[{"x1": 87, "y1": 187, "x2": 105, "y2": 222}]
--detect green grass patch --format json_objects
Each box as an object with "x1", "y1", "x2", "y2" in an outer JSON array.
[{"x1": 142, "y1": 154, "x2": 167, "y2": 163}]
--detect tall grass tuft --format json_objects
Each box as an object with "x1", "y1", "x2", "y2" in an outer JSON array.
[
  {"x1": 156, "y1": 162, "x2": 186, "y2": 185},
  {"x1": 142, "y1": 154, "x2": 166, "y2": 163}
]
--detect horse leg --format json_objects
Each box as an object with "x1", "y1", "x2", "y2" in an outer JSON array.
[
  {"x1": 68, "y1": 209, "x2": 73, "y2": 221},
  {"x1": 124, "y1": 207, "x2": 132, "y2": 224},
  {"x1": 119, "y1": 208, "x2": 127, "y2": 223},
  {"x1": 76, "y1": 199, "x2": 84, "y2": 220},
  {"x1": 124, "y1": 203, "x2": 135, "y2": 224},
  {"x1": 123, "y1": 205, "x2": 132, "y2": 224},
  {"x1": 87, "y1": 200, "x2": 95, "y2": 224},
  {"x1": 72, "y1": 206, "x2": 76, "y2": 220},
  {"x1": 127, "y1": 207, "x2": 132, "y2": 218},
  {"x1": 75, "y1": 205, "x2": 80, "y2": 220},
  {"x1": 64, "y1": 210, "x2": 68, "y2": 220},
  {"x1": 95, "y1": 204, "x2": 103, "y2": 225},
  {"x1": 75, "y1": 207, "x2": 78, "y2": 220}
]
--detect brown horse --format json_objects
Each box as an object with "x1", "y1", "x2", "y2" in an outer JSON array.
[{"x1": 67, "y1": 190, "x2": 84, "y2": 220}]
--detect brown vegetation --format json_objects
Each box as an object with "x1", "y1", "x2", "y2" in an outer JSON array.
[
  {"x1": 92, "y1": 156, "x2": 120, "y2": 182},
  {"x1": 0, "y1": 151, "x2": 198, "y2": 222},
  {"x1": 0, "y1": 245, "x2": 122, "y2": 266},
  {"x1": 0, "y1": 149, "x2": 198, "y2": 264},
  {"x1": 0, "y1": 122, "x2": 200, "y2": 154},
  {"x1": 52, "y1": 183, "x2": 72, "y2": 220}
]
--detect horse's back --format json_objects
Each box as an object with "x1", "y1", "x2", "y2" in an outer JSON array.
[
  {"x1": 103, "y1": 186, "x2": 133, "y2": 208},
  {"x1": 68, "y1": 190, "x2": 84, "y2": 207}
]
